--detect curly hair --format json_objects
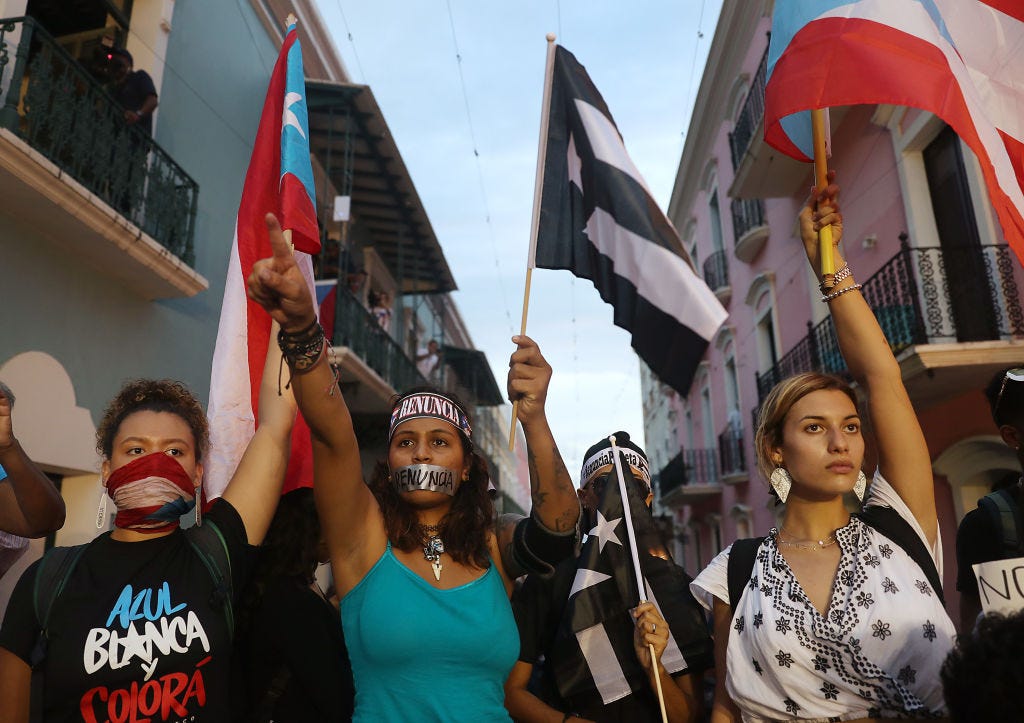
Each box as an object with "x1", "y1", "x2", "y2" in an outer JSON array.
[
  {"x1": 941, "y1": 611, "x2": 1024, "y2": 721},
  {"x1": 236, "y1": 488, "x2": 323, "y2": 637},
  {"x1": 96, "y1": 379, "x2": 210, "y2": 461},
  {"x1": 372, "y1": 386, "x2": 494, "y2": 570},
  {"x1": 754, "y1": 372, "x2": 859, "y2": 480}
]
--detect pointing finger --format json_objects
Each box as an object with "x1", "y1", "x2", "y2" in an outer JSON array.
[{"x1": 264, "y1": 213, "x2": 294, "y2": 263}]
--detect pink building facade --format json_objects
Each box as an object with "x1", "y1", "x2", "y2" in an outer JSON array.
[{"x1": 641, "y1": 0, "x2": 1024, "y2": 628}]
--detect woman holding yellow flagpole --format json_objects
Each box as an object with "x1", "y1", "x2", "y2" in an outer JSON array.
[
  {"x1": 246, "y1": 213, "x2": 580, "y2": 722},
  {"x1": 691, "y1": 178, "x2": 956, "y2": 722}
]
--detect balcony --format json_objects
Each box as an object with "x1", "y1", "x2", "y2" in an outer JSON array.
[
  {"x1": 702, "y1": 249, "x2": 731, "y2": 304},
  {"x1": 726, "y1": 44, "x2": 812, "y2": 200},
  {"x1": 731, "y1": 197, "x2": 769, "y2": 262},
  {"x1": 658, "y1": 448, "x2": 721, "y2": 506},
  {"x1": 718, "y1": 426, "x2": 747, "y2": 484},
  {"x1": 0, "y1": 17, "x2": 205, "y2": 298},
  {"x1": 327, "y1": 285, "x2": 426, "y2": 414},
  {"x1": 755, "y1": 238, "x2": 1024, "y2": 408}
]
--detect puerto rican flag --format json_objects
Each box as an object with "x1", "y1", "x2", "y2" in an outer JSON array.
[
  {"x1": 764, "y1": 1, "x2": 1024, "y2": 263},
  {"x1": 206, "y1": 20, "x2": 320, "y2": 498}
]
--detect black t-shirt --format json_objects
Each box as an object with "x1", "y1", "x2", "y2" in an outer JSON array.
[
  {"x1": 0, "y1": 500, "x2": 251, "y2": 722},
  {"x1": 113, "y1": 69, "x2": 157, "y2": 135},
  {"x1": 236, "y1": 578, "x2": 354, "y2": 722},
  {"x1": 513, "y1": 554, "x2": 712, "y2": 722},
  {"x1": 956, "y1": 503, "x2": 1016, "y2": 596}
]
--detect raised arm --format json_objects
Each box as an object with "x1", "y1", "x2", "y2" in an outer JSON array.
[
  {"x1": 0, "y1": 386, "x2": 65, "y2": 537},
  {"x1": 220, "y1": 320, "x2": 296, "y2": 544},
  {"x1": 246, "y1": 214, "x2": 383, "y2": 592},
  {"x1": 799, "y1": 178, "x2": 936, "y2": 543},
  {"x1": 508, "y1": 336, "x2": 579, "y2": 533}
]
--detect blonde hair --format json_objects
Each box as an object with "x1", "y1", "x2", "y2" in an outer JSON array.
[{"x1": 754, "y1": 372, "x2": 859, "y2": 480}]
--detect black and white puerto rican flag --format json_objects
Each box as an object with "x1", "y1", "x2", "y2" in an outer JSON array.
[
  {"x1": 532, "y1": 46, "x2": 727, "y2": 395},
  {"x1": 550, "y1": 459, "x2": 713, "y2": 708}
]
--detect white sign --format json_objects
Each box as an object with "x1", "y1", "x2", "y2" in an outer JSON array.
[
  {"x1": 973, "y1": 557, "x2": 1024, "y2": 615},
  {"x1": 333, "y1": 195, "x2": 351, "y2": 222}
]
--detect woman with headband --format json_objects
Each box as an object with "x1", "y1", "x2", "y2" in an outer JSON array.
[
  {"x1": 247, "y1": 214, "x2": 581, "y2": 722},
  {"x1": 0, "y1": 337, "x2": 296, "y2": 722}
]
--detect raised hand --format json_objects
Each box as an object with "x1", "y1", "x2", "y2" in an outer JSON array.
[
  {"x1": 798, "y1": 170, "x2": 844, "y2": 273},
  {"x1": 507, "y1": 335, "x2": 552, "y2": 429},
  {"x1": 246, "y1": 213, "x2": 316, "y2": 332}
]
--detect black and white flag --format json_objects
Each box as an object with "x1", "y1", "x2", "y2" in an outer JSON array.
[
  {"x1": 531, "y1": 46, "x2": 727, "y2": 395},
  {"x1": 550, "y1": 459, "x2": 712, "y2": 707}
]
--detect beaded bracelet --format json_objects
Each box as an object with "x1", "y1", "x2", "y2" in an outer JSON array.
[
  {"x1": 819, "y1": 263, "x2": 851, "y2": 293},
  {"x1": 821, "y1": 283, "x2": 863, "y2": 303},
  {"x1": 278, "y1": 320, "x2": 326, "y2": 374}
]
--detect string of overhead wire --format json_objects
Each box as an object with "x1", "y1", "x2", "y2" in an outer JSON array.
[
  {"x1": 333, "y1": 0, "x2": 368, "y2": 84},
  {"x1": 675, "y1": 0, "x2": 710, "y2": 160},
  {"x1": 443, "y1": 0, "x2": 516, "y2": 338}
]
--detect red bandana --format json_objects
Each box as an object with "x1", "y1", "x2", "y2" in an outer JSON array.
[{"x1": 105, "y1": 453, "x2": 198, "y2": 534}]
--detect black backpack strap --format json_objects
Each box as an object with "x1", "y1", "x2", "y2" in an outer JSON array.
[
  {"x1": 727, "y1": 537, "x2": 764, "y2": 616},
  {"x1": 978, "y1": 487, "x2": 1024, "y2": 557},
  {"x1": 857, "y1": 505, "x2": 945, "y2": 606},
  {"x1": 30, "y1": 544, "x2": 89, "y2": 723},
  {"x1": 185, "y1": 521, "x2": 235, "y2": 639}
]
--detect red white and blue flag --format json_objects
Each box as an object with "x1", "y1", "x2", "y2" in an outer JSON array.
[
  {"x1": 764, "y1": 1, "x2": 1024, "y2": 262},
  {"x1": 206, "y1": 20, "x2": 320, "y2": 498}
]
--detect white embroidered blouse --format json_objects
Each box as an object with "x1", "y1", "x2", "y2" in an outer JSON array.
[{"x1": 691, "y1": 472, "x2": 956, "y2": 722}]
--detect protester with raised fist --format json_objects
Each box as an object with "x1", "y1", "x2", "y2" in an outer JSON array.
[
  {"x1": 0, "y1": 381, "x2": 65, "y2": 541},
  {"x1": 0, "y1": 343, "x2": 295, "y2": 722},
  {"x1": 691, "y1": 177, "x2": 955, "y2": 721},
  {"x1": 246, "y1": 212, "x2": 581, "y2": 722}
]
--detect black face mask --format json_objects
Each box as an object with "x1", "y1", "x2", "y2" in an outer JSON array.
[{"x1": 580, "y1": 471, "x2": 651, "y2": 531}]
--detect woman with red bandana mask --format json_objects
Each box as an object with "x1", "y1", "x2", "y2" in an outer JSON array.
[
  {"x1": 0, "y1": 338, "x2": 296, "y2": 722},
  {"x1": 246, "y1": 213, "x2": 582, "y2": 722}
]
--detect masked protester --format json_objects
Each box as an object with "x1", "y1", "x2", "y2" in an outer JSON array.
[
  {"x1": 505, "y1": 432, "x2": 713, "y2": 723},
  {"x1": 0, "y1": 342, "x2": 296, "y2": 722},
  {"x1": 955, "y1": 367, "x2": 1024, "y2": 630},
  {"x1": 245, "y1": 213, "x2": 581, "y2": 722}
]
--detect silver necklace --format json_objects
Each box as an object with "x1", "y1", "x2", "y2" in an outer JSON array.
[
  {"x1": 420, "y1": 524, "x2": 445, "y2": 580},
  {"x1": 773, "y1": 526, "x2": 838, "y2": 551}
]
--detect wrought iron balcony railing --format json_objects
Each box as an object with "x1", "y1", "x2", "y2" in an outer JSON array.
[
  {"x1": 657, "y1": 448, "x2": 719, "y2": 498},
  {"x1": 755, "y1": 238, "x2": 1024, "y2": 402},
  {"x1": 332, "y1": 286, "x2": 426, "y2": 394},
  {"x1": 0, "y1": 17, "x2": 198, "y2": 265},
  {"x1": 703, "y1": 249, "x2": 729, "y2": 292},
  {"x1": 728, "y1": 46, "x2": 768, "y2": 170},
  {"x1": 732, "y1": 197, "x2": 766, "y2": 242},
  {"x1": 718, "y1": 425, "x2": 746, "y2": 478}
]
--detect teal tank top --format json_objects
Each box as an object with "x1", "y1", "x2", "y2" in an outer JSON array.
[{"x1": 341, "y1": 543, "x2": 518, "y2": 722}]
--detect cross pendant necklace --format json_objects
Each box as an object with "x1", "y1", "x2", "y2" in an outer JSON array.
[{"x1": 423, "y1": 535, "x2": 445, "y2": 581}]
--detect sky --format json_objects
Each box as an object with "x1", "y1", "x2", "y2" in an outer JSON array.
[{"x1": 314, "y1": 0, "x2": 724, "y2": 476}]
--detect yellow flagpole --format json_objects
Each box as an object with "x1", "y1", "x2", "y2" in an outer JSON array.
[{"x1": 811, "y1": 108, "x2": 835, "y2": 289}]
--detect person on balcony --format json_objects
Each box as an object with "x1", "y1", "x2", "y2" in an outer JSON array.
[
  {"x1": 0, "y1": 381, "x2": 65, "y2": 555},
  {"x1": 244, "y1": 213, "x2": 581, "y2": 722},
  {"x1": 416, "y1": 338, "x2": 441, "y2": 380},
  {"x1": 108, "y1": 48, "x2": 158, "y2": 136},
  {"x1": 955, "y1": 366, "x2": 1024, "y2": 631},
  {"x1": 505, "y1": 432, "x2": 713, "y2": 723},
  {"x1": 0, "y1": 341, "x2": 296, "y2": 722},
  {"x1": 691, "y1": 177, "x2": 956, "y2": 721}
]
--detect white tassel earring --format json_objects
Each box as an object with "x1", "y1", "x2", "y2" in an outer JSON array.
[
  {"x1": 854, "y1": 470, "x2": 868, "y2": 502},
  {"x1": 95, "y1": 483, "x2": 109, "y2": 530},
  {"x1": 770, "y1": 467, "x2": 792, "y2": 504}
]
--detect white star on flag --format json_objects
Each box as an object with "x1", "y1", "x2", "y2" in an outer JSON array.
[
  {"x1": 588, "y1": 510, "x2": 621, "y2": 553},
  {"x1": 282, "y1": 91, "x2": 306, "y2": 138}
]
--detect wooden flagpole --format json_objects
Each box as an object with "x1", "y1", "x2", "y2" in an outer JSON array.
[
  {"x1": 608, "y1": 436, "x2": 668, "y2": 723},
  {"x1": 811, "y1": 108, "x2": 836, "y2": 288},
  {"x1": 509, "y1": 33, "x2": 558, "y2": 450}
]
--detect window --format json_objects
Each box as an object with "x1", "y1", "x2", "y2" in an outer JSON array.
[{"x1": 709, "y1": 189, "x2": 724, "y2": 253}]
